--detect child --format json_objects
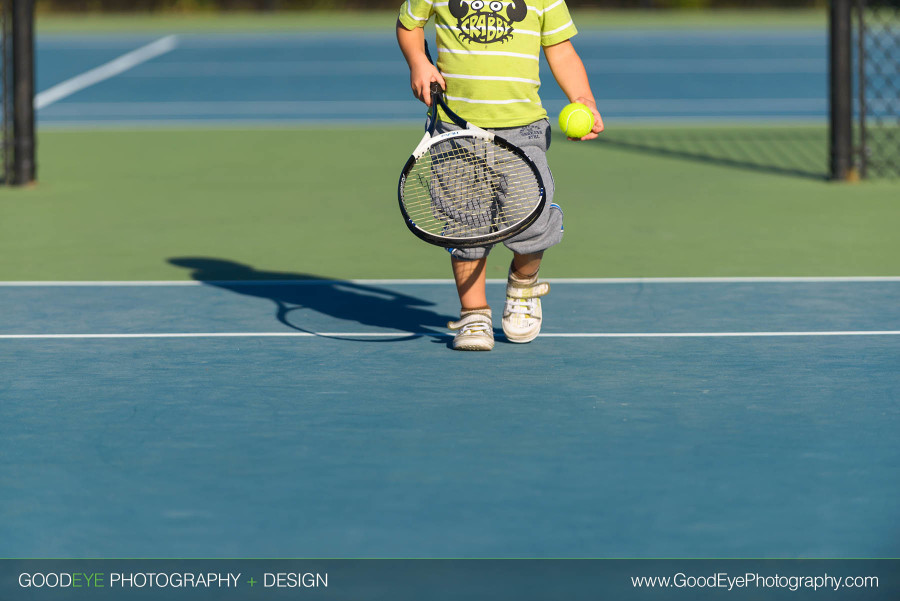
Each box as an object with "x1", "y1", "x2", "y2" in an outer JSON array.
[{"x1": 397, "y1": 0, "x2": 603, "y2": 351}]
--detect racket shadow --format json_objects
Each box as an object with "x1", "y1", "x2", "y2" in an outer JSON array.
[{"x1": 168, "y1": 257, "x2": 454, "y2": 343}]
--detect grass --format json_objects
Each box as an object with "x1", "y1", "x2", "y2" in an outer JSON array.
[
  {"x1": 1, "y1": 124, "x2": 897, "y2": 282},
  {"x1": 34, "y1": 8, "x2": 828, "y2": 34}
]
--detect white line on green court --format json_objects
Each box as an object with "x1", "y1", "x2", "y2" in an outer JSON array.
[{"x1": 2, "y1": 331, "x2": 900, "y2": 340}]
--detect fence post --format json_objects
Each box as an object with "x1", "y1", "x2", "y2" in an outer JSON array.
[
  {"x1": 12, "y1": 0, "x2": 35, "y2": 185},
  {"x1": 830, "y1": 0, "x2": 855, "y2": 180}
]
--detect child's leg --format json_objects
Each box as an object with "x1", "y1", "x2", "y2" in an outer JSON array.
[
  {"x1": 497, "y1": 121, "x2": 558, "y2": 344},
  {"x1": 503, "y1": 251, "x2": 550, "y2": 344},
  {"x1": 451, "y1": 256, "x2": 488, "y2": 310},
  {"x1": 511, "y1": 251, "x2": 543, "y2": 279},
  {"x1": 448, "y1": 256, "x2": 493, "y2": 351}
]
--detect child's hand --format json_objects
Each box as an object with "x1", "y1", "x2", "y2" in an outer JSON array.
[
  {"x1": 410, "y1": 61, "x2": 447, "y2": 107},
  {"x1": 570, "y1": 97, "x2": 604, "y2": 141}
]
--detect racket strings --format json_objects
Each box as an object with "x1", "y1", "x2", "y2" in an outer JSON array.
[{"x1": 402, "y1": 137, "x2": 541, "y2": 241}]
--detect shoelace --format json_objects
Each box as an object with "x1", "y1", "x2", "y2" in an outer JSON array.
[
  {"x1": 456, "y1": 321, "x2": 492, "y2": 336},
  {"x1": 505, "y1": 297, "x2": 538, "y2": 317},
  {"x1": 449, "y1": 314, "x2": 492, "y2": 336}
]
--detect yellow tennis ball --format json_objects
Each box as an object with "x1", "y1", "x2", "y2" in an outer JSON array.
[{"x1": 558, "y1": 103, "x2": 594, "y2": 138}]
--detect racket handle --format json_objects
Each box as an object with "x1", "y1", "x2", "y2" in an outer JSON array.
[{"x1": 430, "y1": 82, "x2": 443, "y2": 103}]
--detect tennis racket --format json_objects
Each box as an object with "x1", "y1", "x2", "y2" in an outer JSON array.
[{"x1": 397, "y1": 82, "x2": 546, "y2": 249}]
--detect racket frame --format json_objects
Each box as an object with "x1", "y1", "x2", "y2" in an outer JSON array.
[{"x1": 398, "y1": 82, "x2": 547, "y2": 249}]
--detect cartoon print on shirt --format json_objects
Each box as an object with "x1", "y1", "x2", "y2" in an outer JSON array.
[{"x1": 449, "y1": 0, "x2": 528, "y2": 45}]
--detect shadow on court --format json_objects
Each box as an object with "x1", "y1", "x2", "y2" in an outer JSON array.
[
  {"x1": 168, "y1": 257, "x2": 453, "y2": 342},
  {"x1": 594, "y1": 127, "x2": 828, "y2": 180}
]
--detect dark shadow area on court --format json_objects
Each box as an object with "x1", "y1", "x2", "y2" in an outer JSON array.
[
  {"x1": 593, "y1": 127, "x2": 828, "y2": 180},
  {"x1": 168, "y1": 257, "x2": 453, "y2": 342}
]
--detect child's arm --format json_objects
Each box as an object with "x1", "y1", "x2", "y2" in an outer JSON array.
[
  {"x1": 396, "y1": 21, "x2": 446, "y2": 108},
  {"x1": 543, "y1": 40, "x2": 604, "y2": 141}
]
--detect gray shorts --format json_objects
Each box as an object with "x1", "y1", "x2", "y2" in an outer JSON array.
[{"x1": 435, "y1": 119, "x2": 563, "y2": 261}]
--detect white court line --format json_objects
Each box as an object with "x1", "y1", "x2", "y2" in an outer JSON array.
[
  {"x1": 546, "y1": 276, "x2": 900, "y2": 284},
  {"x1": 2, "y1": 331, "x2": 900, "y2": 341},
  {"x1": 1, "y1": 277, "x2": 899, "y2": 286},
  {"x1": 34, "y1": 35, "x2": 179, "y2": 110}
]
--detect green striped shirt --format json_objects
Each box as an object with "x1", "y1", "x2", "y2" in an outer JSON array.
[{"x1": 399, "y1": 0, "x2": 578, "y2": 128}]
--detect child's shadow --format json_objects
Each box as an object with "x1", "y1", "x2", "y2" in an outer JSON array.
[{"x1": 169, "y1": 257, "x2": 453, "y2": 343}]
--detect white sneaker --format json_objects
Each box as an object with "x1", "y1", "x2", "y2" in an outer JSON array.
[
  {"x1": 502, "y1": 277, "x2": 550, "y2": 343},
  {"x1": 448, "y1": 309, "x2": 494, "y2": 351}
]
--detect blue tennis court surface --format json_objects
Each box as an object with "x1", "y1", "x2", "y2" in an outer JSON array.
[
  {"x1": 35, "y1": 30, "x2": 828, "y2": 125},
  {"x1": 2, "y1": 278, "x2": 898, "y2": 557}
]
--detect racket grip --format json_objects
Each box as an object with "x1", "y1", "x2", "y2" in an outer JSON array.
[{"x1": 430, "y1": 82, "x2": 443, "y2": 102}]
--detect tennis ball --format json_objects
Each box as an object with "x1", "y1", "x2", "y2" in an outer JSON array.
[{"x1": 558, "y1": 103, "x2": 594, "y2": 138}]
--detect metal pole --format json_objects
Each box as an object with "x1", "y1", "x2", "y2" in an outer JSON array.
[
  {"x1": 2, "y1": 0, "x2": 13, "y2": 184},
  {"x1": 830, "y1": 0, "x2": 855, "y2": 180},
  {"x1": 12, "y1": 0, "x2": 34, "y2": 185}
]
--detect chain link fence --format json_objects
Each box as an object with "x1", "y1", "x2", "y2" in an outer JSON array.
[{"x1": 856, "y1": 0, "x2": 900, "y2": 178}]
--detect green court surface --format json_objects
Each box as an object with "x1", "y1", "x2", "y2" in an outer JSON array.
[{"x1": 1, "y1": 125, "x2": 897, "y2": 282}]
